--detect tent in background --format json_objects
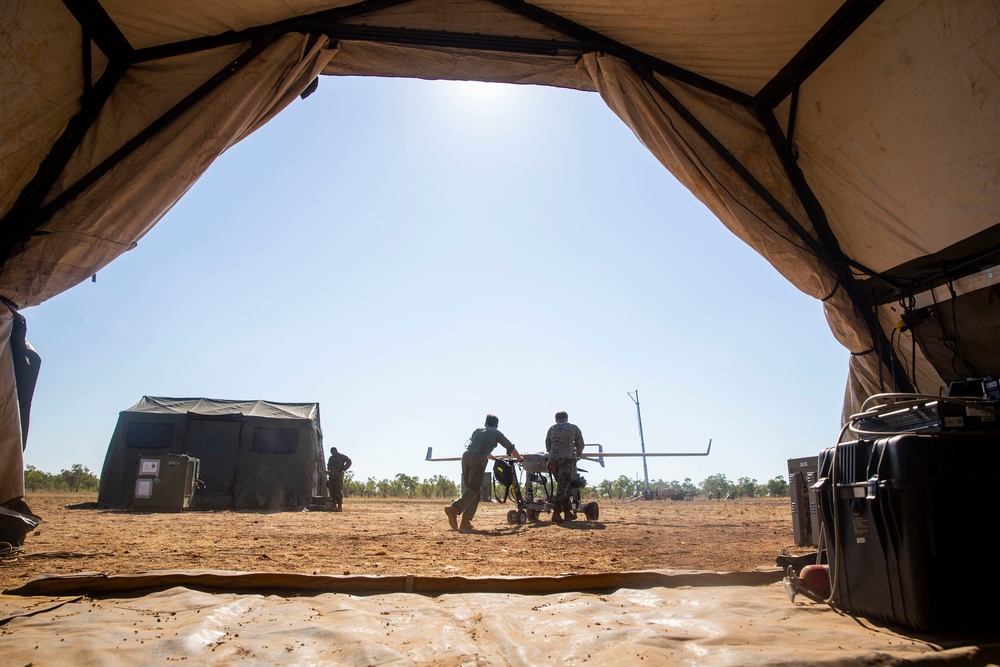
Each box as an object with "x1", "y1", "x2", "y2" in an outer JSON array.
[
  {"x1": 97, "y1": 396, "x2": 325, "y2": 511},
  {"x1": 2, "y1": 1, "x2": 998, "y2": 535}
]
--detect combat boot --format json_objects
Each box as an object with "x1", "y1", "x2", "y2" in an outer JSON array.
[
  {"x1": 444, "y1": 505, "x2": 458, "y2": 530},
  {"x1": 459, "y1": 520, "x2": 475, "y2": 533}
]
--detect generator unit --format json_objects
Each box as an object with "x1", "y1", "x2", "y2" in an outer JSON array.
[
  {"x1": 787, "y1": 456, "x2": 820, "y2": 547},
  {"x1": 132, "y1": 454, "x2": 200, "y2": 512},
  {"x1": 480, "y1": 472, "x2": 493, "y2": 502}
]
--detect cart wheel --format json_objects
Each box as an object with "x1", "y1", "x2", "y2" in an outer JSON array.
[
  {"x1": 507, "y1": 509, "x2": 517, "y2": 524},
  {"x1": 584, "y1": 502, "x2": 600, "y2": 521},
  {"x1": 517, "y1": 509, "x2": 527, "y2": 524},
  {"x1": 526, "y1": 508, "x2": 537, "y2": 522}
]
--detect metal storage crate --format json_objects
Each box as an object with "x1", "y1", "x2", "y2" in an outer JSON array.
[
  {"x1": 787, "y1": 455, "x2": 820, "y2": 546},
  {"x1": 132, "y1": 454, "x2": 200, "y2": 512}
]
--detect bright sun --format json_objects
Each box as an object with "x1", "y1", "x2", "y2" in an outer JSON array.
[{"x1": 447, "y1": 79, "x2": 518, "y2": 113}]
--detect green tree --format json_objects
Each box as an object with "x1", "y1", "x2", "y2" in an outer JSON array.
[
  {"x1": 59, "y1": 464, "x2": 99, "y2": 492},
  {"x1": 611, "y1": 475, "x2": 628, "y2": 499},
  {"x1": 395, "y1": 473, "x2": 418, "y2": 498},
  {"x1": 425, "y1": 475, "x2": 458, "y2": 498},
  {"x1": 733, "y1": 476, "x2": 760, "y2": 499},
  {"x1": 24, "y1": 464, "x2": 50, "y2": 492},
  {"x1": 765, "y1": 476, "x2": 789, "y2": 497},
  {"x1": 342, "y1": 471, "x2": 362, "y2": 497},
  {"x1": 701, "y1": 473, "x2": 731, "y2": 500}
]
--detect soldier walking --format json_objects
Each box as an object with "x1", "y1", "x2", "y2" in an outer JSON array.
[
  {"x1": 445, "y1": 414, "x2": 521, "y2": 533},
  {"x1": 327, "y1": 447, "x2": 352, "y2": 511}
]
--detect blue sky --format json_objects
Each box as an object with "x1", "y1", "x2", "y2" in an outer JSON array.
[{"x1": 20, "y1": 76, "x2": 848, "y2": 488}]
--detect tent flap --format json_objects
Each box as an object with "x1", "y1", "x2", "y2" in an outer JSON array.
[{"x1": 3, "y1": 0, "x2": 999, "y2": 504}]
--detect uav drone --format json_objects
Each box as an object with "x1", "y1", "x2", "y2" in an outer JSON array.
[{"x1": 424, "y1": 439, "x2": 712, "y2": 525}]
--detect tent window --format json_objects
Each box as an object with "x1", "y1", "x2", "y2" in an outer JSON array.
[
  {"x1": 125, "y1": 422, "x2": 174, "y2": 449},
  {"x1": 251, "y1": 427, "x2": 298, "y2": 454}
]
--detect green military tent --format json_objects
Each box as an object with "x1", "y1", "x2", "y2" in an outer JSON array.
[{"x1": 97, "y1": 396, "x2": 325, "y2": 511}]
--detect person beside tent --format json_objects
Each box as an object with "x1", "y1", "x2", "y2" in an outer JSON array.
[
  {"x1": 545, "y1": 410, "x2": 585, "y2": 523},
  {"x1": 326, "y1": 447, "x2": 352, "y2": 512},
  {"x1": 445, "y1": 414, "x2": 520, "y2": 533}
]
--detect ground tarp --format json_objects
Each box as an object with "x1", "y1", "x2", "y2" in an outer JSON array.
[{"x1": 2, "y1": 570, "x2": 999, "y2": 666}]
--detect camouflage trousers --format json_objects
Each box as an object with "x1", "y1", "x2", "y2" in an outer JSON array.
[
  {"x1": 328, "y1": 472, "x2": 345, "y2": 506},
  {"x1": 548, "y1": 457, "x2": 576, "y2": 514}
]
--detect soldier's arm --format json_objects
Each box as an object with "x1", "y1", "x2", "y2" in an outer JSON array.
[
  {"x1": 497, "y1": 431, "x2": 515, "y2": 454},
  {"x1": 575, "y1": 427, "x2": 585, "y2": 456}
]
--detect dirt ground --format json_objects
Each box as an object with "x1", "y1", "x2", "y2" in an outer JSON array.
[{"x1": 1, "y1": 494, "x2": 815, "y2": 592}]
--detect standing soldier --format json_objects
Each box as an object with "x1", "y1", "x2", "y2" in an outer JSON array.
[
  {"x1": 326, "y1": 447, "x2": 352, "y2": 512},
  {"x1": 545, "y1": 410, "x2": 585, "y2": 523}
]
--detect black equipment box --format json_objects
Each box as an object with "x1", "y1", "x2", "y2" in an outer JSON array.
[
  {"x1": 854, "y1": 398, "x2": 1000, "y2": 434},
  {"x1": 948, "y1": 376, "x2": 1000, "y2": 400},
  {"x1": 815, "y1": 432, "x2": 1000, "y2": 632}
]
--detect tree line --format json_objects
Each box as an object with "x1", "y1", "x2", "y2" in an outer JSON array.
[
  {"x1": 341, "y1": 472, "x2": 460, "y2": 498},
  {"x1": 23, "y1": 465, "x2": 789, "y2": 500},
  {"x1": 578, "y1": 473, "x2": 789, "y2": 500},
  {"x1": 24, "y1": 464, "x2": 100, "y2": 492}
]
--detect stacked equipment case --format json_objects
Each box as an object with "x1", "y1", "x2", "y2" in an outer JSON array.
[
  {"x1": 815, "y1": 431, "x2": 1000, "y2": 631},
  {"x1": 788, "y1": 455, "x2": 820, "y2": 547}
]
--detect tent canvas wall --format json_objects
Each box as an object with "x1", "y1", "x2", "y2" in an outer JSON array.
[
  {"x1": 97, "y1": 397, "x2": 325, "y2": 511},
  {"x1": 2, "y1": 0, "x2": 999, "y2": 535}
]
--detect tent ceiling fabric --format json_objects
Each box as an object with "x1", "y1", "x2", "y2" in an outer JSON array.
[{"x1": 2, "y1": 0, "x2": 999, "y2": 503}]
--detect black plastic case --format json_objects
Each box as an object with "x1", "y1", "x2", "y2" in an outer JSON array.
[{"x1": 816, "y1": 433, "x2": 1000, "y2": 631}]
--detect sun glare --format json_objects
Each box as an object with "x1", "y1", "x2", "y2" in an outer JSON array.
[{"x1": 446, "y1": 79, "x2": 518, "y2": 113}]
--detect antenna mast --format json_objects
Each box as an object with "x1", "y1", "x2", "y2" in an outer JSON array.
[{"x1": 628, "y1": 390, "x2": 651, "y2": 499}]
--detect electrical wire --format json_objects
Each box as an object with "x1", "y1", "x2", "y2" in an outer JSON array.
[
  {"x1": 823, "y1": 419, "x2": 853, "y2": 609},
  {"x1": 929, "y1": 283, "x2": 975, "y2": 378}
]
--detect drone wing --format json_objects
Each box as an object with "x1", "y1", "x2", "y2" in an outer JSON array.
[
  {"x1": 424, "y1": 447, "x2": 462, "y2": 462},
  {"x1": 427, "y1": 439, "x2": 712, "y2": 466},
  {"x1": 579, "y1": 439, "x2": 712, "y2": 467}
]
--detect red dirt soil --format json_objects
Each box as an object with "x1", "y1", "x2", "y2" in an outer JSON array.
[{"x1": 1, "y1": 494, "x2": 815, "y2": 592}]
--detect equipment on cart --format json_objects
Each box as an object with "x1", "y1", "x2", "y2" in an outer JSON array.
[{"x1": 491, "y1": 452, "x2": 600, "y2": 525}]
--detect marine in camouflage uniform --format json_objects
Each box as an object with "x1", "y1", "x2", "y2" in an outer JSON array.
[
  {"x1": 545, "y1": 410, "x2": 585, "y2": 522},
  {"x1": 445, "y1": 414, "x2": 520, "y2": 533},
  {"x1": 326, "y1": 447, "x2": 352, "y2": 511}
]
